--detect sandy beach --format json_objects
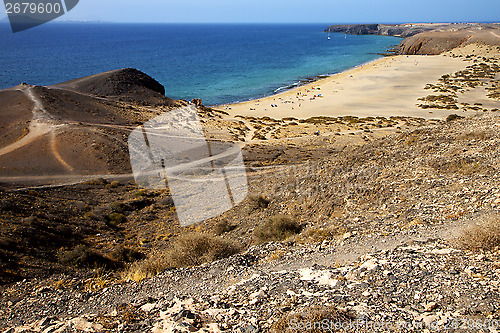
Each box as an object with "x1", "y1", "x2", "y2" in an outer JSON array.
[{"x1": 217, "y1": 46, "x2": 498, "y2": 120}]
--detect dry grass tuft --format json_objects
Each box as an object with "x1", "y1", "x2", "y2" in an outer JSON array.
[
  {"x1": 168, "y1": 233, "x2": 240, "y2": 266},
  {"x1": 272, "y1": 305, "x2": 354, "y2": 333},
  {"x1": 254, "y1": 215, "x2": 303, "y2": 244},
  {"x1": 453, "y1": 214, "x2": 500, "y2": 251},
  {"x1": 120, "y1": 252, "x2": 169, "y2": 282},
  {"x1": 84, "y1": 270, "x2": 114, "y2": 292},
  {"x1": 121, "y1": 233, "x2": 240, "y2": 282},
  {"x1": 214, "y1": 219, "x2": 237, "y2": 235},
  {"x1": 297, "y1": 225, "x2": 346, "y2": 243},
  {"x1": 248, "y1": 194, "x2": 271, "y2": 209}
]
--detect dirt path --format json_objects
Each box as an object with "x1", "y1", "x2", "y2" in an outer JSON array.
[
  {"x1": 0, "y1": 87, "x2": 54, "y2": 157},
  {"x1": 50, "y1": 130, "x2": 74, "y2": 172},
  {"x1": 0, "y1": 86, "x2": 80, "y2": 172}
]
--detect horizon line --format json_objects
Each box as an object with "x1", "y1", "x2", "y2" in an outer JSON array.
[{"x1": 1, "y1": 17, "x2": 499, "y2": 25}]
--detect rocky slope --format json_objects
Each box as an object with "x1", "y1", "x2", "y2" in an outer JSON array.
[
  {"x1": 3, "y1": 109, "x2": 500, "y2": 332},
  {"x1": 2, "y1": 38, "x2": 500, "y2": 332},
  {"x1": 398, "y1": 24, "x2": 500, "y2": 55}
]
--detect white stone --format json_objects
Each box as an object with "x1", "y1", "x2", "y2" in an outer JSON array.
[
  {"x1": 67, "y1": 317, "x2": 103, "y2": 332},
  {"x1": 249, "y1": 290, "x2": 266, "y2": 300},
  {"x1": 298, "y1": 269, "x2": 338, "y2": 287},
  {"x1": 415, "y1": 314, "x2": 438, "y2": 328},
  {"x1": 424, "y1": 302, "x2": 438, "y2": 312},
  {"x1": 140, "y1": 303, "x2": 157, "y2": 312},
  {"x1": 430, "y1": 248, "x2": 459, "y2": 255},
  {"x1": 343, "y1": 232, "x2": 352, "y2": 240},
  {"x1": 360, "y1": 259, "x2": 379, "y2": 271}
]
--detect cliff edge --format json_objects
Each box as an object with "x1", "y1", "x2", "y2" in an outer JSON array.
[{"x1": 325, "y1": 23, "x2": 500, "y2": 55}]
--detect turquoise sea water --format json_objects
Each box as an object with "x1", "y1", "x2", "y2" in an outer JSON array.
[{"x1": 0, "y1": 23, "x2": 400, "y2": 105}]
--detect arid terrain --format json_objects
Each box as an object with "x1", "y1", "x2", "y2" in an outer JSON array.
[{"x1": 1, "y1": 23, "x2": 500, "y2": 332}]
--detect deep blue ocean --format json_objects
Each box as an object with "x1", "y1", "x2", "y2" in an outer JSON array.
[{"x1": 0, "y1": 23, "x2": 400, "y2": 105}]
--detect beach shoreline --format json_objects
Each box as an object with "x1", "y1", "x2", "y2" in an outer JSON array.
[
  {"x1": 211, "y1": 56, "x2": 390, "y2": 107},
  {"x1": 214, "y1": 53, "x2": 470, "y2": 120},
  {"x1": 215, "y1": 43, "x2": 499, "y2": 121}
]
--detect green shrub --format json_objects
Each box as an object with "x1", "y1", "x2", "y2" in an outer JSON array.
[
  {"x1": 107, "y1": 213, "x2": 126, "y2": 228},
  {"x1": 110, "y1": 202, "x2": 127, "y2": 213},
  {"x1": 134, "y1": 189, "x2": 147, "y2": 197},
  {"x1": 59, "y1": 245, "x2": 117, "y2": 269}
]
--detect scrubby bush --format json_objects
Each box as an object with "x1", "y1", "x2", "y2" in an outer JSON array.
[
  {"x1": 446, "y1": 114, "x2": 464, "y2": 122},
  {"x1": 254, "y1": 215, "x2": 303, "y2": 243},
  {"x1": 272, "y1": 305, "x2": 354, "y2": 333},
  {"x1": 121, "y1": 233, "x2": 239, "y2": 282},
  {"x1": 298, "y1": 225, "x2": 345, "y2": 243},
  {"x1": 106, "y1": 213, "x2": 126, "y2": 228},
  {"x1": 248, "y1": 194, "x2": 270, "y2": 209},
  {"x1": 454, "y1": 214, "x2": 500, "y2": 251},
  {"x1": 110, "y1": 246, "x2": 144, "y2": 263},
  {"x1": 107, "y1": 181, "x2": 121, "y2": 188},
  {"x1": 87, "y1": 178, "x2": 108, "y2": 186},
  {"x1": 214, "y1": 220, "x2": 236, "y2": 235},
  {"x1": 0, "y1": 236, "x2": 15, "y2": 250},
  {"x1": 110, "y1": 202, "x2": 127, "y2": 213},
  {"x1": 168, "y1": 233, "x2": 240, "y2": 267},
  {"x1": 59, "y1": 245, "x2": 117, "y2": 269}
]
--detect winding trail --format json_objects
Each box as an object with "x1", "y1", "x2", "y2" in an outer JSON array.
[
  {"x1": 0, "y1": 86, "x2": 74, "y2": 173},
  {"x1": 50, "y1": 130, "x2": 74, "y2": 171},
  {"x1": 0, "y1": 87, "x2": 53, "y2": 157}
]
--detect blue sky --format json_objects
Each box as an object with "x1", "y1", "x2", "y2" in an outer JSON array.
[{"x1": 1, "y1": 0, "x2": 499, "y2": 23}]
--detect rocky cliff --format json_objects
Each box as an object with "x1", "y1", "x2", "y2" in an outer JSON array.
[
  {"x1": 324, "y1": 23, "x2": 436, "y2": 38},
  {"x1": 397, "y1": 32, "x2": 469, "y2": 55},
  {"x1": 325, "y1": 23, "x2": 500, "y2": 55}
]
